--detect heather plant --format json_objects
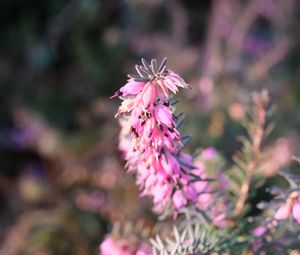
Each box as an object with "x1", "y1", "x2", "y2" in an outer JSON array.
[{"x1": 101, "y1": 58, "x2": 300, "y2": 254}]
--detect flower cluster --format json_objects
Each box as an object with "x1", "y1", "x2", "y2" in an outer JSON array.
[
  {"x1": 113, "y1": 58, "x2": 210, "y2": 215},
  {"x1": 274, "y1": 190, "x2": 300, "y2": 224},
  {"x1": 252, "y1": 190, "x2": 300, "y2": 239}
]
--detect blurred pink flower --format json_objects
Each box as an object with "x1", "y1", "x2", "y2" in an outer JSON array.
[
  {"x1": 75, "y1": 190, "x2": 105, "y2": 212},
  {"x1": 252, "y1": 226, "x2": 267, "y2": 237},
  {"x1": 100, "y1": 236, "x2": 151, "y2": 255},
  {"x1": 260, "y1": 137, "x2": 293, "y2": 177},
  {"x1": 173, "y1": 190, "x2": 187, "y2": 209},
  {"x1": 201, "y1": 147, "x2": 217, "y2": 161},
  {"x1": 292, "y1": 202, "x2": 300, "y2": 224},
  {"x1": 136, "y1": 245, "x2": 152, "y2": 255},
  {"x1": 275, "y1": 191, "x2": 300, "y2": 224},
  {"x1": 120, "y1": 80, "x2": 145, "y2": 96},
  {"x1": 274, "y1": 203, "x2": 292, "y2": 221},
  {"x1": 193, "y1": 156, "x2": 231, "y2": 228}
]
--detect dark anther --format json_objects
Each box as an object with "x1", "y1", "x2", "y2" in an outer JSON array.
[
  {"x1": 146, "y1": 112, "x2": 152, "y2": 118},
  {"x1": 168, "y1": 127, "x2": 174, "y2": 133},
  {"x1": 131, "y1": 127, "x2": 139, "y2": 137}
]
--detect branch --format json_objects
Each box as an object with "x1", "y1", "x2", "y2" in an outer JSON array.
[{"x1": 234, "y1": 90, "x2": 270, "y2": 216}]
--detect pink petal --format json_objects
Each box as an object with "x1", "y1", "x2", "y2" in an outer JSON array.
[
  {"x1": 274, "y1": 203, "x2": 292, "y2": 221},
  {"x1": 117, "y1": 98, "x2": 135, "y2": 115},
  {"x1": 144, "y1": 173, "x2": 157, "y2": 189},
  {"x1": 252, "y1": 226, "x2": 267, "y2": 237},
  {"x1": 197, "y1": 193, "x2": 212, "y2": 209},
  {"x1": 120, "y1": 80, "x2": 144, "y2": 96},
  {"x1": 100, "y1": 237, "x2": 117, "y2": 255},
  {"x1": 155, "y1": 105, "x2": 173, "y2": 127},
  {"x1": 183, "y1": 185, "x2": 197, "y2": 201},
  {"x1": 161, "y1": 153, "x2": 179, "y2": 175},
  {"x1": 173, "y1": 190, "x2": 187, "y2": 209},
  {"x1": 180, "y1": 153, "x2": 193, "y2": 164},
  {"x1": 167, "y1": 72, "x2": 188, "y2": 88},
  {"x1": 201, "y1": 147, "x2": 217, "y2": 160},
  {"x1": 292, "y1": 202, "x2": 300, "y2": 224},
  {"x1": 164, "y1": 78, "x2": 178, "y2": 94},
  {"x1": 142, "y1": 83, "x2": 156, "y2": 107},
  {"x1": 194, "y1": 179, "x2": 209, "y2": 193},
  {"x1": 136, "y1": 245, "x2": 152, "y2": 255},
  {"x1": 153, "y1": 184, "x2": 171, "y2": 204},
  {"x1": 130, "y1": 112, "x2": 140, "y2": 130},
  {"x1": 157, "y1": 80, "x2": 169, "y2": 97}
]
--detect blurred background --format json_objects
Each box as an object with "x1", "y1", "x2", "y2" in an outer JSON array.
[{"x1": 1, "y1": 0, "x2": 300, "y2": 254}]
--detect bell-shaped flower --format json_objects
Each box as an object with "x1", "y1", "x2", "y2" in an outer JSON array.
[
  {"x1": 252, "y1": 226, "x2": 267, "y2": 237},
  {"x1": 153, "y1": 184, "x2": 172, "y2": 204},
  {"x1": 141, "y1": 83, "x2": 156, "y2": 108},
  {"x1": 173, "y1": 190, "x2": 187, "y2": 209},
  {"x1": 119, "y1": 79, "x2": 145, "y2": 96},
  {"x1": 154, "y1": 104, "x2": 174, "y2": 128},
  {"x1": 292, "y1": 202, "x2": 300, "y2": 224},
  {"x1": 275, "y1": 203, "x2": 292, "y2": 221}
]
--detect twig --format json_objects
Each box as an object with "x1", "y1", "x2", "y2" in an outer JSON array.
[{"x1": 234, "y1": 90, "x2": 269, "y2": 216}]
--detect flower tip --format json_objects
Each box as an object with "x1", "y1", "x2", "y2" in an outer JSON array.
[
  {"x1": 158, "y1": 57, "x2": 167, "y2": 73},
  {"x1": 161, "y1": 56, "x2": 167, "y2": 64}
]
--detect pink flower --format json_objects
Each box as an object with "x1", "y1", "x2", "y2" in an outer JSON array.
[
  {"x1": 161, "y1": 152, "x2": 180, "y2": 175},
  {"x1": 100, "y1": 237, "x2": 133, "y2": 255},
  {"x1": 201, "y1": 147, "x2": 217, "y2": 161},
  {"x1": 274, "y1": 203, "x2": 292, "y2": 221},
  {"x1": 154, "y1": 105, "x2": 173, "y2": 127},
  {"x1": 99, "y1": 236, "x2": 151, "y2": 255},
  {"x1": 212, "y1": 211, "x2": 230, "y2": 228},
  {"x1": 253, "y1": 226, "x2": 267, "y2": 237},
  {"x1": 140, "y1": 83, "x2": 157, "y2": 108},
  {"x1": 292, "y1": 201, "x2": 300, "y2": 224},
  {"x1": 192, "y1": 155, "x2": 231, "y2": 228},
  {"x1": 274, "y1": 192, "x2": 300, "y2": 224},
  {"x1": 153, "y1": 184, "x2": 172, "y2": 204},
  {"x1": 100, "y1": 237, "x2": 115, "y2": 255},
  {"x1": 120, "y1": 80, "x2": 145, "y2": 96},
  {"x1": 173, "y1": 190, "x2": 188, "y2": 209},
  {"x1": 136, "y1": 245, "x2": 152, "y2": 255},
  {"x1": 197, "y1": 193, "x2": 212, "y2": 209},
  {"x1": 111, "y1": 79, "x2": 145, "y2": 98}
]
